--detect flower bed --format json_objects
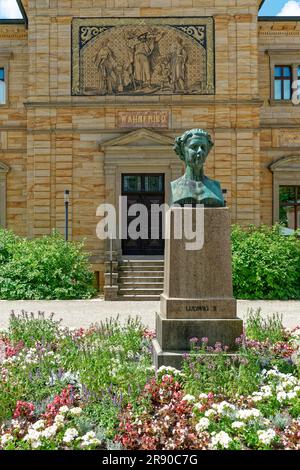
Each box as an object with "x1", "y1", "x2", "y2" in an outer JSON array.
[{"x1": 0, "y1": 310, "x2": 299, "y2": 450}]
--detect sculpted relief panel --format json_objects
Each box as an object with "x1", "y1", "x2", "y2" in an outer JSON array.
[{"x1": 72, "y1": 18, "x2": 215, "y2": 96}]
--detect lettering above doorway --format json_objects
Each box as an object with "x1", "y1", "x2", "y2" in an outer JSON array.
[{"x1": 117, "y1": 110, "x2": 169, "y2": 129}]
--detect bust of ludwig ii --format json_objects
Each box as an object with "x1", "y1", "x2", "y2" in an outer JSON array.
[{"x1": 170, "y1": 129, "x2": 225, "y2": 207}]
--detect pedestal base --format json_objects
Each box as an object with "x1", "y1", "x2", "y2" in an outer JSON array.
[
  {"x1": 152, "y1": 338, "x2": 188, "y2": 370},
  {"x1": 153, "y1": 312, "x2": 243, "y2": 369},
  {"x1": 104, "y1": 286, "x2": 118, "y2": 300}
]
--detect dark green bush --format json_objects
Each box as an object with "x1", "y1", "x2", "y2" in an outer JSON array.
[
  {"x1": 0, "y1": 229, "x2": 96, "y2": 300},
  {"x1": 232, "y1": 225, "x2": 300, "y2": 300}
]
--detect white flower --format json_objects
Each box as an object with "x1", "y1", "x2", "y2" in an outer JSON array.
[
  {"x1": 182, "y1": 394, "x2": 195, "y2": 402},
  {"x1": 11, "y1": 420, "x2": 20, "y2": 429},
  {"x1": 257, "y1": 429, "x2": 276, "y2": 446},
  {"x1": 211, "y1": 431, "x2": 232, "y2": 449},
  {"x1": 59, "y1": 405, "x2": 69, "y2": 414},
  {"x1": 204, "y1": 409, "x2": 217, "y2": 418},
  {"x1": 252, "y1": 394, "x2": 264, "y2": 402},
  {"x1": 69, "y1": 407, "x2": 82, "y2": 416},
  {"x1": 236, "y1": 408, "x2": 261, "y2": 421},
  {"x1": 81, "y1": 431, "x2": 102, "y2": 447},
  {"x1": 287, "y1": 391, "x2": 297, "y2": 400},
  {"x1": 212, "y1": 401, "x2": 236, "y2": 416},
  {"x1": 24, "y1": 429, "x2": 42, "y2": 448},
  {"x1": 31, "y1": 440, "x2": 42, "y2": 449},
  {"x1": 195, "y1": 417, "x2": 210, "y2": 432},
  {"x1": 81, "y1": 432, "x2": 101, "y2": 448},
  {"x1": 31, "y1": 420, "x2": 45, "y2": 431},
  {"x1": 54, "y1": 414, "x2": 65, "y2": 428},
  {"x1": 42, "y1": 425, "x2": 58, "y2": 439},
  {"x1": 1, "y1": 433, "x2": 13, "y2": 446},
  {"x1": 277, "y1": 391, "x2": 287, "y2": 402},
  {"x1": 157, "y1": 366, "x2": 182, "y2": 374},
  {"x1": 198, "y1": 393, "x2": 208, "y2": 400},
  {"x1": 232, "y1": 421, "x2": 246, "y2": 430},
  {"x1": 63, "y1": 428, "x2": 78, "y2": 443}
]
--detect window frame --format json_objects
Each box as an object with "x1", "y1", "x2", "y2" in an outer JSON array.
[
  {"x1": 0, "y1": 52, "x2": 12, "y2": 107},
  {"x1": 274, "y1": 65, "x2": 292, "y2": 101},
  {"x1": 267, "y1": 49, "x2": 300, "y2": 105},
  {"x1": 0, "y1": 64, "x2": 8, "y2": 106},
  {"x1": 279, "y1": 185, "x2": 300, "y2": 231},
  {"x1": 269, "y1": 156, "x2": 300, "y2": 229}
]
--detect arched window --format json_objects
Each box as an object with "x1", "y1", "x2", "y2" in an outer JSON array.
[
  {"x1": 0, "y1": 161, "x2": 10, "y2": 227},
  {"x1": 269, "y1": 156, "x2": 300, "y2": 230}
]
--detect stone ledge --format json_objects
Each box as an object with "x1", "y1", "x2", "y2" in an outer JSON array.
[
  {"x1": 160, "y1": 293, "x2": 237, "y2": 319},
  {"x1": 156, "y1": 313, "x2": 243, "y2": 352}
]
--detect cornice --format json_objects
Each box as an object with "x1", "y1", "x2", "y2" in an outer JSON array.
[
  {"x1": 24, "y1": 99, "x2": 264, "y2": 109},
  {"x1": 0, "y1": 25, "x2": 27, "y2": 40}
]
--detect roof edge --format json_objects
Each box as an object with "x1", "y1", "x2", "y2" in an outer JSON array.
[
  {"x1": 259, "y1": 16, "x2": 300, "y2": 22},
  {"x1": 17, "y1": 0, "x2": 28, "y2": 27}
]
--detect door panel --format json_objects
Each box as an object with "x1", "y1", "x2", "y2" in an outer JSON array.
[{"x1": 122, "y1": 174, "x2": 165, "y2": 256}]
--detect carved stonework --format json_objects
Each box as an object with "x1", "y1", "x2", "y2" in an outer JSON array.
[
  {"x1": 72, "y1": 17, "x2": 215, "y2": 96},
  {"x1": 280, "y1": 132, "x2": 300, "y2": 147},
  {"x1": 0, "y1": 26, "x2": 27, "y2": 40}
]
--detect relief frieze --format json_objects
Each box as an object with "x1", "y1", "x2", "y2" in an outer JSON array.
[{"x1": 72, "y1": 17, "x2": 215, "y2": 97}]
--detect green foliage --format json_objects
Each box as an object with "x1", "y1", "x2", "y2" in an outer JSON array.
[
  {"x1": 0, "y1": 229, "x2": 96, "y2": 300},
  {"x1": 245, "y1": 308, "x2": 286, "y2": 344},
  {"x1": 231, "y1": 225, "x2": 300, "y2": 300},
  {"x1": 182, "y1": 348, "x2": 262, "y2": 398},
  {"x1": 61, "y1": 317, "x2": 153, "y2": 403},
  {"x1": 8, "y1": 311, "x2": 61, "y2": 347}
]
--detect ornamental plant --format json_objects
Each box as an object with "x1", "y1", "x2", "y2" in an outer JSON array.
[
  {"x1": 0, "y1": 311, "x2": 299, "y2": 451},
  {"x1": 231, "y1": 224, "x2": 300, "y2": 300},
  {"x1": 0, "y1": 229, "x2": 96, "y2": 300}
]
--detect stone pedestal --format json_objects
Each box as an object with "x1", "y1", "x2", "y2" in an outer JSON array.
[{"x1": 153, "y1": 207, "x2": 243, "y2": 369}]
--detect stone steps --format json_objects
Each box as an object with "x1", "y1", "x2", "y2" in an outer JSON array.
[
  {"x1": 120, "y1": 270, "x2": 164, "y2": 277},
  {"x1": 117, "y1": 259, "x2": 164, "y2": 301}
]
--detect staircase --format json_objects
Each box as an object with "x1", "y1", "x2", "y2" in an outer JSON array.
[{"x1": 118, "y1": 259, "x2": 164, "y2": 300}]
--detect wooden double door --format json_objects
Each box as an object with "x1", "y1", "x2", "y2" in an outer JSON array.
[{"x1": 121, "y1": 174, "x2": 165, "y2": 256}]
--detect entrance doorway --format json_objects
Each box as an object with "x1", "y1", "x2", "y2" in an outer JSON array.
[{"x1": 121, "y1": 174, "x2": 165, "y2": 256}]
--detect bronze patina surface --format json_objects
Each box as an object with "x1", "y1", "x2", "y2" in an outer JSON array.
[{"x1": 171, "y1": 129, "x2": 225, "y2": 207}]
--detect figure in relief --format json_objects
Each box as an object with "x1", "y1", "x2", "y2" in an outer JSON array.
[{"x1": 94, "y1": 42, "x2": 117, "y2": 94}]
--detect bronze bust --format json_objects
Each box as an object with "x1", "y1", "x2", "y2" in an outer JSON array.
[{"x1": 170, "y1": 129, "x2": 225, "y2": 207}]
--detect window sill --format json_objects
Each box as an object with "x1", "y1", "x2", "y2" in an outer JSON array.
[{"x1": 269, "y1": 99, "x2": 296, "y2": 106}]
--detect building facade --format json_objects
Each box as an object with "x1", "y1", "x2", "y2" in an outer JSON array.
[{"x1": 0, "y1": 1, "x2": 299, "y2": 294}]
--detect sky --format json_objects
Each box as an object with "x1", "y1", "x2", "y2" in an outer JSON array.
[
  {"x1": 260, "y1": 0, "x2": 300, "y2": 15},
  {"x1": 1, "y1": 0, "x2": 300, "y2": 19},
  {"x1": 0, "y1": 0, "x2": 22, "y2": 19}
]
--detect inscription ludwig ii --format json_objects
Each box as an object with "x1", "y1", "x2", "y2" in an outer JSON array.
[{"x1": 72, "y1": 17, "x2": 215, "y2": 96}]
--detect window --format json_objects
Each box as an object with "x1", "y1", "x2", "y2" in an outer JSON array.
[
  {"x1": 274, "y1": 66, "x2": 292, "y2": 100},
  {"x1": 279, "y1": 186, "x2": 300, "y2": 231},
  {"x1": 122, "y1": 174, "x2": 164, "y2": 194},
  {"x1": 0, "y1": 67, "x2": 5, "y2": 104}
]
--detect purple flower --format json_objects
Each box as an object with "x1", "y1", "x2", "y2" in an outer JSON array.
[
  {"x1": 201, "y1": 337, "x2": 209, "y2": 344},
  {"x1": 190, "y1": 337, "x2": 199, "y2": 344}
]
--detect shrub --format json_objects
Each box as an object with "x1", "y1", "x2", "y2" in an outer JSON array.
[
  {"x1": 231, "y1": 225, "x2": 300, "y2": 300},
  {"x1": 245, "y1": 309, "x2": 287, "y2": 344},
  {"x1": 0, "y1": 229, "x2": 96, "y2": 300}
]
